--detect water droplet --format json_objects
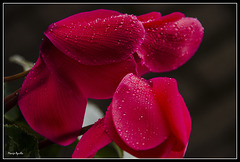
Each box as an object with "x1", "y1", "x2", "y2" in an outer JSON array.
[
  {"x1": 161, "y1": 39, "x2": 166, "y2": 44},
  {"x1": 117, "y1": 40, "x2": 121, "y2": 45},
  {"x1": 122, "y1": 98, "x2": 125, "y2": 102},
  {"x1": 188, "y1": 25, "x2": 193, "y2": 30},
  {"x1": 65, "y1": 36, "x2": 68, "y2": 40}
]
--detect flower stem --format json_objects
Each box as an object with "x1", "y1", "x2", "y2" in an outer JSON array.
[
  {"x1": 4, "y1": 88, "x2": 21, "y2": 113},
  {"x1": 38, "y1": 124, "x2": 94, "y2": 149},
  {"x1": 4, "y1": 69, "x2": 30, "y2": 82}
]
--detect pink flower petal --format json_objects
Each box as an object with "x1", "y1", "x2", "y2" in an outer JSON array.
[
  {"x1": 72, "y1": 119, "x2": 112, "y2": 158},
  {"x1": 151, "y1": 12, "x2": 185, "y2": 25},
  {"x1": 150, "y1": 77, "x2": 192, "y2": 151},
  {"x1": 137, "y1": 12, "x2": 161, "y2": 25},
  {"x1": 104, "y1": 106, "x2": 182, "y2": 158},
  {"x1": 103, "y1": 75, "x2": 190, "y2": 158},
  {"x1": 137, "y1": 12, "x2": 204, "y2": 72},
  {"x1": 40, "y1": 37, "x2": 137, "y2": 99},
  {"x1": 133, "y1": 53, "x2": 150, "y2": 76},
  {"x1": 111, "y1": 73, "x2": 170, "y2": 150},
  {"x1": 44, "y1": 9, "x2": 145, "y2": 65},
  {"x1": 55, "y1": 9, "x2": 121, "y2": 24},
  {"x1": 18, "y1": 57, "x2": 87, "y2": 146}
]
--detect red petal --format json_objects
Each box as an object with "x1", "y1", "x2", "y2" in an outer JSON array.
[
  {"x1": 72, "y1": 119, "x2": 112, "y2": 158},
  {"x1": 18, "y1": 57, "x2": 87, "y2": 146},
  {"x1": 152, "y1": 12, "x2": 185, "y2": 25},
  {"x1": 44, "y1": 9, "x2": 145, "y2": 65},
  {"x1": 111, "y1": 73, "x2": 170, "y2": 150},
  {"x1": 137, "y1": 12, "x2": 161, "y2": 25},
  {"x1": 133, "y1": 52, "x2": 150, "y2": 76},
  {"x1": 104, "y1": 106, "x2": 181, "y2": 158},
  {"x1": 40, "y1": 37, "x2": 137, "y2": 99},
  {"x1": 55, "y1": 9, "x2": 121, "y2": 24},
  {"x1": 137, "y1": 13, "x2": 204, "y2": 72},
  {"x1": 150, "y1": 77, "x2": 192, "y2": 151}
]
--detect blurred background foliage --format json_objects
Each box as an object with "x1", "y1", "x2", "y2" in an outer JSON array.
[{"x1": 3, "y1": 3, "x2": 236, "y2": 158}]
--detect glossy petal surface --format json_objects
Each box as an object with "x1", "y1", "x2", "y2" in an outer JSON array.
[
  {"x1": 45, "y1": 9, "x2": 145, "y2": 65},
  {"x1": 18, "y1": 57, "x2": 87, "y2": 146},
  {"x1": 137, "y1": 12, "x2": 161, "y2": 25},
  {"x1": 111, "y1": 73, "x2": 170, "y2": 150},
  {"x1": 40, "y1": 37, "x2": 137, "y2": 99},
  {"x1": 137, "y1": 12, "x2": 204, "y2": 72},
  {"x1": 133, "y1": 53, "x2": 150, "y2": 76},
  {"x1": 72, "y1": 119, "x2": 112, "y2": 158},
  {"x1": 103, "y1": 74, "x2": 191, "y2": 158},
  {"x1": 150, "y1": 77, "x2": 191, "y2": 150},
  {"x1": 104, "y1": 106, "x2": 178, "y2": 158}
]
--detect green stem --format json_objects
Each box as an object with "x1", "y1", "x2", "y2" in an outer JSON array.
[{"x1": 4, "y1": 69, "x2": 30, "y2": 82}]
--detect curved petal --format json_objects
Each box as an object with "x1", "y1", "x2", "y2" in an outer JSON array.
[
  {"x1": 133, "y1": 52, "x2": 150, "y2": 76},
  {"x1": 18, "y1": 57, "x2": 87, "y2": 146},
  {"x1": 104, "y1": 106, "x2": 182, "y2": 158},
  {"x1": 111, "y1": 73, "x2": 170, "y2": 150},
  {"x1": 40, "y1": 37, "x2": 137, "y2": 99},
  {"x1": 45, "y1": 9, "x2": 145, "y2": 65},
  {"x1": 72, "y1": 119, "x2": 112, "y2": 158},
  {"x1": 137, "y1": 12, "x2": 204, "y2": 72},
  {"x1": 137, "y1": 12, "x2": 161, "y2": 25},
  {"x1": 150, "y1": 77, "x2": 192, "y2": 151},
  {"x1": 54, "y1": 9, "x2": 121, "y2": 24}
]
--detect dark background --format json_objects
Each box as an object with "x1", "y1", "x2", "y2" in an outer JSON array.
[{"x1": 4, "y1": 3, "x2": 237, "y2": 158}]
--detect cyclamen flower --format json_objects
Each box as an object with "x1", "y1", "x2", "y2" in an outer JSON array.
[
  {"x1": 72, "y1": 73, "x2": 191, "y2": 158},
  {"x1": 137, "y1": 12, "x2": 204, "y2": 73},
  {"x1": 18, "y1": 9, "x2": 145, "y2": 146},
  {"x1": 18, "y1": 9, "x2": 203, "y2": 146}
]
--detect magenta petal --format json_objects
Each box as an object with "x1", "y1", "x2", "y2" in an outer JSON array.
[
  {"x1": 152, "y1": 12, "x2": 185, "y2": 25},
  {"x1": 111, "y1": 73, "x2": 170, "y2": 150},
  {"x1": 137, "y1": 12, "x2": 161, "y2": 25},
  {"x1": 137, "y1": 13, "x2": 204, "y2": 72},
  {"x1": 40, "y1": 37, "x2": 137, "y2": 99},
  {"x1": 133, "y1": 53, "x2": 150, "y2": 76},
  {"x1": 72, "y1": 119, "x2": 112, "y2": 158},
  {"x1": 104, "y1": 105, "x2": 181, "y2": 158},
  {"x1": 150, "y1": 77, "x2": 192, "y2": 150},
  {"x1": 44, "y1": 9, "x2": 145, "y2": 65},
  {"x1": 18, "y1": 57, "x2": 87, "y2": 146},
  {"x1": 54, "y1": 9, "x2": 121, "y2": 24}
]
